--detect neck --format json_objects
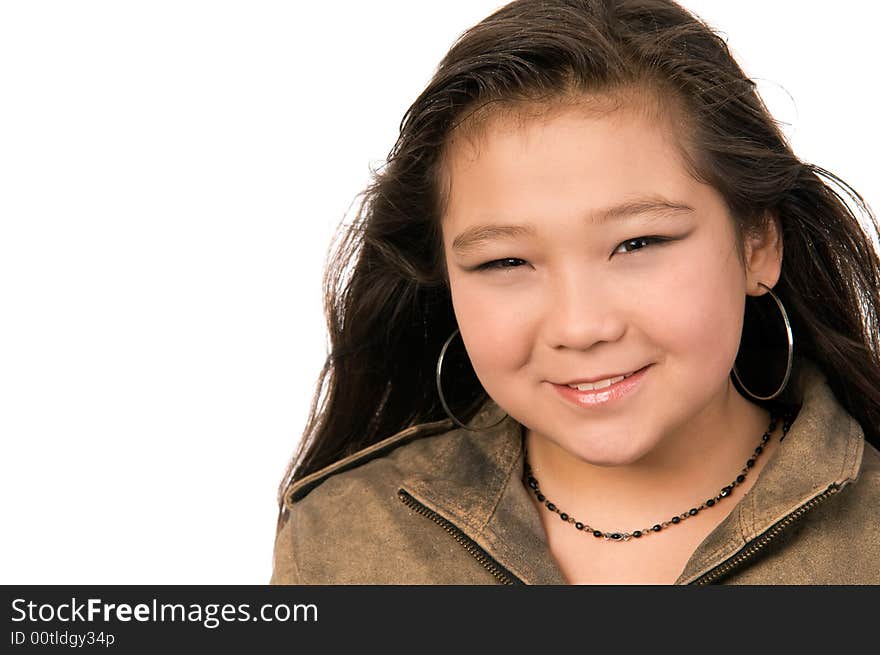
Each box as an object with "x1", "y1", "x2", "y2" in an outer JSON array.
[{"x1": 522, "y1": 381, "x2": 782, "y2": 528}]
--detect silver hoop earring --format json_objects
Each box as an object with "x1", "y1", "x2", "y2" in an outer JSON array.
[
  {"x1": 436, "y1": 327, "x2": 509, "y2": 431},
  {"x1": 732, "y1": 282, "x2": 794, "y2": 401}
]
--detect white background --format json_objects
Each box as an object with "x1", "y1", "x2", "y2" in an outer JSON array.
[{"x1": 1, "y1": 1, "x2": 876, "y2": 583}]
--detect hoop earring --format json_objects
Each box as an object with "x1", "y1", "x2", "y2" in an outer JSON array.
[
  {"x1": 436, "y1": 327, "x2": 509, "y2": 431},
  {"x1": 732, "y1": 282, "x2": 794, "y2": 401}
]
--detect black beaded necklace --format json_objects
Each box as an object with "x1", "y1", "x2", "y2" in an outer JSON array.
[{"x1": 522, "y1": 407, "x2": 795, "y2": 542}]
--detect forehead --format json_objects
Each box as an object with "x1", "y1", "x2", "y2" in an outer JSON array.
[
  {"x1": 440, "y1": 97, "x2": 699, "y2": 238},
  {"x1": 442, "y1": 88, "x2": 684, "y2": 166}
]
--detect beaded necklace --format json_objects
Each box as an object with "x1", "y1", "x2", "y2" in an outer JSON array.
[{"x1": 522, "y1": 407, "x2": 795, "y2": 542}]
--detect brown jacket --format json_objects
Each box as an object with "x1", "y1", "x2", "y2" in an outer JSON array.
[{"x1": 270, "y1": 358, "x2": 880, "y2": 584}]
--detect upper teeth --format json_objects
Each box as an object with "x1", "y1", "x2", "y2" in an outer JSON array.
[{"x1": 567, "y1": 371, "x2": 634, "y2": 391}]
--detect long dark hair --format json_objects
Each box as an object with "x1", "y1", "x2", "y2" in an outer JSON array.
[{"x1": 278, "y1": 0, "x2": 880, "y2": 504}]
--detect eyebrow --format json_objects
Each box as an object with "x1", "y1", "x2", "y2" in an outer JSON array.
[{"x1": 450, "y1": 198, "x2": 695, "y2": 256}]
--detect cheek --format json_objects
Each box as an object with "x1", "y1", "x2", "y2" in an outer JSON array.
[
  {"x1": 449, "y1": 274, "x2": 531, "y2": 380},
  {"x1": 646, "y1": 244, "x2": 745, "y2": 370}
]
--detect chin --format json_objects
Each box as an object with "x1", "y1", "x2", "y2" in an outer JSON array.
[{"x1": 563, "y1": 436, "x2": 654, "y2": 468}]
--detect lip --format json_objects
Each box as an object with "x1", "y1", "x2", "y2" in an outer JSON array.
[
  {"x1": 558, "y1": 367, "x2": 645, "y2": 386},
  {"x1": 550, "y1": 364, "x2": 651, "y2": 408}
]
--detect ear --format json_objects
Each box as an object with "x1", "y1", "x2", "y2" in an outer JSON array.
[{"x1": 743, "y1": 211, "x2": 783, "y2": 296}]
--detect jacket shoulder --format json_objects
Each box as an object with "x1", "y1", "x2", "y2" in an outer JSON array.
[
  {"x1": 270, "y1": 418, "x2": 471, "y2": 585},
  {"x1": 805, "y1": 438, "x2": 880, "y2": 543},
  {"x1": 856, "y1": 438, "x2": 880, "y2": 489},
  {"x1": 803, "y1": 438, "x2": 880, "y2": 581},
  {"x1": 733, "y1": 437, "x2": 880, "y2": 584},
  {"x1": 282, "y1": 417, "x2": 457, "y2": 509}
]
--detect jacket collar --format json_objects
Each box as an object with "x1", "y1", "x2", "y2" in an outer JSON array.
[{"x1": 400, "y1": 357, "x2": 865, "y2": 584}]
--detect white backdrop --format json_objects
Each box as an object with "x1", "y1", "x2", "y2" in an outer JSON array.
[{"x1": 1, "y1": 1, "x2": 876, "y2": 583}]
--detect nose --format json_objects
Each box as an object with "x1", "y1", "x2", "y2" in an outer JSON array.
[{"x1": 541, "y1": 269, "x2": 626, "y2": 351}]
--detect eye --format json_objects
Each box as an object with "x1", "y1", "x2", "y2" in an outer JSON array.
[
  {"x1": 613, "y1": 235, "x2": 671, "y2": 255},
  {"x1": 473, "y1": 236, "x2": 674, "y2": 272},
  {"x1": 474, "y1": 257, "x2": 527, "y2": 272}
]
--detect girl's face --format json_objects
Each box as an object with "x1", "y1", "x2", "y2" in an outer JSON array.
[{"x1": 440, "y1": 102, "x2": 782, "y2": 466}]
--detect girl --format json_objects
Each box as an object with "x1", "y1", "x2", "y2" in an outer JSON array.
[{"x1": 271, "y1": 0, "x2": 880, "y2": 584}]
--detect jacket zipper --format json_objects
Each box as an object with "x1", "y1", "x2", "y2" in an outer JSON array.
[
  {"x1": 397, "y1": 488, "x2": 525, "y2": 585},
  {"x1": 689, "y1": 482, "x2": 843, "y2": 585}
]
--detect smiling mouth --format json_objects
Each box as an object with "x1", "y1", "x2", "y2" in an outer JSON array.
[
  {"x1": 564, "y1": 372, "x2": 637, "y2": 391},
  {"x1": 557, "y1": 365, "x2": 650, "y2": 391},
  {"x1": 549, "y1": 364, "x2": 651, "y2": 408}
]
